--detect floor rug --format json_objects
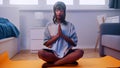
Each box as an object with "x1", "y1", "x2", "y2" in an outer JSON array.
[{"x1": 0, "y1": 52, "x2": 120, "y2": 68}]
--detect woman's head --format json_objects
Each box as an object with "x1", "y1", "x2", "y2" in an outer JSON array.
[{"x1": 53, "y1": 1, "x2": 67, "y2": 24}]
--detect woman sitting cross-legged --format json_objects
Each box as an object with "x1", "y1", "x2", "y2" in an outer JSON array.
[{"x1": 38, "y1": 1, "x2": 84, "y2": 68}]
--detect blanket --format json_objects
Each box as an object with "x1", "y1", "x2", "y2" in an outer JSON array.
[{"x1": 0, "y1": 18, "x2": 19, "y2": 39}]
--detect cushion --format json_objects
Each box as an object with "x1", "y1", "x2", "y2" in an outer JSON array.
[{"x1": 102, "y1": 35, "x2": 120, "y2": 51}]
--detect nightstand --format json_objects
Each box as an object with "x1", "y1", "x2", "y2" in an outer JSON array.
[{"x1": 30, "y1": 27, "x2": 46, "y2": 53}]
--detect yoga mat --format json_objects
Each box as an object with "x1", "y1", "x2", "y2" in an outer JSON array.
[{"x1": 0, "y1": 52, "x2": 120, "y2": 68}]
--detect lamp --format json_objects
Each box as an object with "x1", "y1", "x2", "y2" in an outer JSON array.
[{"x1": 95, "y1": 14, "x2": 106, "y2": 51}]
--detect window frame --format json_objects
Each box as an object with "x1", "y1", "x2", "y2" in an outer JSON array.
[{"x1": 0, "y1": 0, "x2": 111, "y2": 10}]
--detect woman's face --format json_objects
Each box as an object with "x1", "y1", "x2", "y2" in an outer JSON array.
[{"x1": 55, "y1": 9, "x2": 64, "y2": 21}]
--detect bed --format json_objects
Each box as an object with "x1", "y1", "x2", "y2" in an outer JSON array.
[
  {"x1": 0, "y1": 37, "x2": 18, "y2": 58},
  {"x1": 0, "y1": 17, "x2": 19, "y2": 58}
]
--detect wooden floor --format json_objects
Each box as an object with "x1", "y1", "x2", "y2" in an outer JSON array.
[{"x1": 11, "y1": 48, "x2": 100, "y2": 60}]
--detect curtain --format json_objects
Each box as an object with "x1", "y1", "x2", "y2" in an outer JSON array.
[{"x1": 109, "y1": 0, "x2": 120, "y2": 9}]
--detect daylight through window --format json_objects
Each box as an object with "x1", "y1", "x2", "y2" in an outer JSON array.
[
  {"x1": 47, "y1": 0, "x2": 73, "y2": 5},
  {"x1": 0, "y1": 0, "x2": 3, "y2": 4},
  {"x1": 79, "y1": 0, "x2": 105, "y2": 5},
  {"x1": 10, "y1": 0, "x2": 38, "y2": 5}
]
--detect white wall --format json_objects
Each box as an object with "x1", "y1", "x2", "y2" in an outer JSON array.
[
  {"x1": 0, "y1": 0, "x2": 120, "y2": 50},
  {"x1": 0, "y1": 7, "x2": 20, "y2": 51},
  {"x1": 19, "y1": 10, "x2": 120, "y2": 50},
  {"x1": 0, "y1": 8, "x2": 120, "y2": 50},
  {"x1": 0, "y1": 7, "x2": 19, "y2": 29}
]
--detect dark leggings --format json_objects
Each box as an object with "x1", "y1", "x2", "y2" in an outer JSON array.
[{"x1": 43, "y1": 49, "x2": 76, "y2": 58}]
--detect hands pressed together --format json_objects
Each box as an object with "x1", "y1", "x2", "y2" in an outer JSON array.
[
  {"x1": 45, "y1": 23, "x2": 76, "y2": 47},
  {"x1": 55, "y1": 23, "x2": 76, "y2": 46},
  {"x1": 57, "y1": 23, "x2": 63, "y2": 38}
]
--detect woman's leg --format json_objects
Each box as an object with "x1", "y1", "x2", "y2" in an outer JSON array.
[
  {"x1": 38, "y1": 49, "x2": 59, "y2": 63},
  {"x1": 41, "y1": 49, "x2": 84, "y2": 68},
  {"x1": 54, "y1": 49, "x2": 84, "y2": 65}
]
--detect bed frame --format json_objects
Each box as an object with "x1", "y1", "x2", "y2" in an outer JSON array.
[{"x1": 0, "y1": 37, "x2": 18, "y2": 58}]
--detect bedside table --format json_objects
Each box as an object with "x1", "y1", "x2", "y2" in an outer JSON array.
[{"x1": 30, "y1": 27, "x2": 46, "y2": 53}]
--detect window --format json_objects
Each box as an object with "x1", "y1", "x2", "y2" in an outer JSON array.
[
  {"x1": 47, "y1": 0, "x2": 73, "y2": 5},
  {"x1": 10, "y1": 0, "x2": 38, "y2": 5},
  {"x1": 0, "y1": 0, "x2": 3, "y2": 4},
  {"x1": 79, "y1": 0, "x2": 105, "y2": 5}
]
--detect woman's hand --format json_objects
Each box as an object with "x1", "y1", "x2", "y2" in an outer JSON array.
[
  {"x1": 57, "y1": 23, "x2": 62, "y2": 37},
  {"x1": 57, "y1": 23, "x2": 76, "y2": 46}
]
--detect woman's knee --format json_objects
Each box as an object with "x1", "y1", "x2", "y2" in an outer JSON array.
[
  {"x1": 38, "y1": 49, "x2": 59, "y2": 62},
  {"x1": 38, "y1": 50, "x2": 45, "y2": 58},
  {"x1": 75, "y1": 49, "x2": 84, "y2": 58},
  {"x1": 38, "y1": 50, "x2": 52, "y2": 61}
]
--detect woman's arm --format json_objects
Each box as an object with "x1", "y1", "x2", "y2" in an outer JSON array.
[
  {"x1": 44, "y1": 34, "x2": 59, "y2": 47},
  {"x1": 44, "y1": 24, "x2": 61, "y2": 47},
  {"x1": 58, "y1": 24, "x2": 76, "y2": 46},
  {"x1": 62, "y1": 34, "x2": 76, "y2": 46}
]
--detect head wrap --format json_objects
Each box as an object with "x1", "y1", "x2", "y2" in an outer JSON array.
[
  {"x1": 53, "y1": 1, "x2": 66, "y2": 12},
  {"x1": 53, "y1": 1, "x2": 67, "y2": 24}
]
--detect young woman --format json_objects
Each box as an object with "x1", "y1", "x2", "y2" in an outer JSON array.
[{"x1": 38, "y1": 1, "x2": 84, "y2": 68}]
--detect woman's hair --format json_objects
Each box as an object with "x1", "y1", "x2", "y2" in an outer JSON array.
[{"x1": 53, "y1": 1, "x2": 67, "y2": 25}]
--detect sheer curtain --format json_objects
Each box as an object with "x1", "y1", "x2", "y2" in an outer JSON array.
[{"x1": 109, "y1": 0, "x2": 120, "y2": 9}]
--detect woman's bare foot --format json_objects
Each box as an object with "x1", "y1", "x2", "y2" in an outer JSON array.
[
  {"x1": 42, "y1": 62, "x2": 58, "y2": 68},
  {"x1": 42, "y1": 61, "x2": 78, "y2": 68},
  {"x1": 66, "y1": 61, "x2": 78, "y2": 66}
]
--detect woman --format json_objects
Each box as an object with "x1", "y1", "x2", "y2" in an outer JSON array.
[{"x1": 38, "y1": 1, "x2": 84, "y2": 68}]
